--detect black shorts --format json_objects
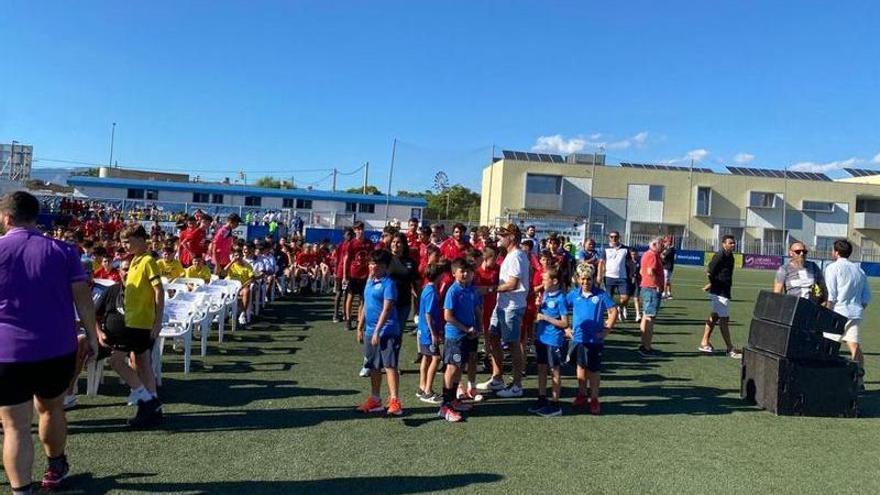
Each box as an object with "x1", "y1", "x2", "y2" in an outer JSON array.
[
  {"x1": 443, "y1": 337, "x2": 470, "y2": 366},
  {"x1": 418, "y1": 342, "x2": 441, "y2": 357},
  {"x1": 535, "y1": 341, "x2": 564, "y2": 368},
  {"x1": 103, "y1": 316, "x2": 155, "y2": 354},
  {"x1": 348, "y1": 278, "x2": 367, "y2": 297},
  {"x1": 363, "y1": 335, "x2": 401, "y2": 370},
  {"x1": 335, "y1": 277, "x2": 346, "y2": 294},
  {"x1": 573, "y1": 342, "x2": 604, "y2": 372},
  {"x1": 0, "y1": 352, "x2": 77, "y2": 406},
  {"x1": 464, "y1": 335, "x2": 479, "y2": 354}
]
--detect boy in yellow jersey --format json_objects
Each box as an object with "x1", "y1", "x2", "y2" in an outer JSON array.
[
  {"x1": 109, "y1": 224, "x2": 164, "y2": 429},
  {"x1": 157, "y1": 246, "x2": 185, "y2": 281},
  {"x1": 225, "y1": 247, "x2": 255, "y2": 325},
  {"x1": 184, "y1": 254, "x2": 212, "y2": 283}
]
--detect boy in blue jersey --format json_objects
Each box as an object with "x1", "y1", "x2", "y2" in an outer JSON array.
[
  {"x1": 566, "y1": 263, "x2": 618, "y2": 415},
  {"x1": 355, "y1": 250, "x2": 404, "y2": 416},
  {"x1": 438, "y1": 258, "x2": 481, "y2": 422},
  {"x1": 529, "y1": 267, "x2": 569, "y2": 417},
  {"x1": 416, "y1": 264, "x2": 444, "y2": 404}
]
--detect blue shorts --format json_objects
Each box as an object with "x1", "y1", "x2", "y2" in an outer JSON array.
[
  {"x1": 363, "y1": 335, "x2": 401, "y2": 370},
  {"x1": 443, "y1": 337, "x2": 470, "y2": 367},
  {"x1": 573, "y1": 342, "x2": 603, "y2": 372},
  {"x1": 604, "y1": 277, "x2": 631, "y2": 297},
  {"x1": 418, "y1": 342, "x2": 441, "y2": 357},
  {"x1": 489, "y1": 306, "x2": 525, "y2": 344},
  {"x1": 535, "y1": 341, "x2": 564, "y2": 368},
  {"x1": 641, "y1": 288, "x2": 661, "y2": 317}
]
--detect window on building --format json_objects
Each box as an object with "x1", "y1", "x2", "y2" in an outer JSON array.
[
  {"x1": 749, "y1": 191, "x2": 778, "y2": 208},
  {"x1": 193, "y1": 193, "x2": 210, "y2": 203},
  {"x1": 145, "y1": 189, "x2": 159, "y2": 200},
  {"x1": 211, "y1": 194, "x2": 224, "y2": 204},
  {"x1": 695, "y1": 187, "x2": 712, "y2": 216},
  {"x1": 295, "y1": 199, "x2": 313, "y2": 210},
  {"x1": 648, "y1": 185, "x2": 664, "y2": 202},
  {"x1": 244, "y1": 196, "x2": 262, "y2": 207},
  {"x1": 345, "y1": 202, "x2": 357, "y2": 213},
  {"x1": 359, "y1": 203, "x2": 375, "y2": 214},
  {"x1": 282, "y1": 198, "x2": 294, "y2": 209},
  {"x1": 127, "y1": 188, "x2": 145, "y2": 199},
  {"x1": 802, "y1": 200, "x2": 834, "y2": 213},
  {"x1": 525, "y1": 174, "x2": 562, "y2": 195}
]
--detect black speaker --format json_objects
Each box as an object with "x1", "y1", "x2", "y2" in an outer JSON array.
[
  {"x1": 741, "y1": 347, "x2": 858, "y2": 417},
  {"x1": 753, "y1": 290, "x2": 846, "y2": 334},
  {"x1": 747, "y1": 318, "x2": 841, "y2": 361}
]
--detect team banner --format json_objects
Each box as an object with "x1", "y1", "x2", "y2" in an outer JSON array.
[
  {"x1": 743, "y1": 254, "x2": 783, "y2": 270},
  {"x1": 674, "y1": 250, "x2": 704, "y2": 266}
]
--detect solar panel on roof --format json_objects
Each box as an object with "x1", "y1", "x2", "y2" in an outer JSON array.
[
  {"x1": 526, "y1": 152, "x2": 540, "y2": 161},
  {"x1": 514, "y1": 151, "x2": 529, "y2": 161},
  {"x1": 538, "y1": 153, "x2": 551, "y2": 162},
  {"x1": 550, "y1": 155, "x2": 565, "y2": 163},
  {"x1": 502, "y1": 150, "x2": 516, "y2": 160}
]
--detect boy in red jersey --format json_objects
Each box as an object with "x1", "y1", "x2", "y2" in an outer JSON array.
[{"x1": 343, "y1": 221, "x2": 374, "y2": 330}]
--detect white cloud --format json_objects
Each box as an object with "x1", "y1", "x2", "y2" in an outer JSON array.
[
  {"x1": 531, "y1": 131, "x2": 649, "y2": 154},
  {"x1": 531, "y1": 135, "x2": 587, "y2": 154},
  {"x1": 734, "y1": 153, "x2": 755, "y2": 164},
  {"x1": 790, "y1": 157, "x2": 861, "y2": 173},
  {"x1": 686, "y1": 149, "x2": 710, "y2": 162},
  {"x1": 873, "y1": 152, "x2": 880, "y2": 164}
]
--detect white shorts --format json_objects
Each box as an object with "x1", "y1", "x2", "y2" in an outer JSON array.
[
  {"x1": 710, "y1": 294, "x2": 730, "y2": 318},
  {"x1": 663, "y1": 269, "x2": 672, "y2": 284},
  {"x1": 841, "y1": 319, "x2": 860, "y2": 344}
]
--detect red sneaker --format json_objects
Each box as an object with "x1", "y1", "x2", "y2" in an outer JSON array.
[
  {"x1": 451, "y1": 399, "x2": 473, "y2": 412},
  {"x1": 438, "y1": 405, "x2": 463, "y2": 422},
  {"x1": 573, "y1": 393, "x2": 588, "y2": 408},
  {"x1": 589, "y1": 397, "x2": 601, "y2": 415},
  {"x1": 356, "y1": 396, "x2": 384, "y2": 413},
  {"x1": 386, "y1": 397, "x2": 404, "y2": 416},
  {"x1": 41, "y1": 455, "x2": 70, "y2": 492}
]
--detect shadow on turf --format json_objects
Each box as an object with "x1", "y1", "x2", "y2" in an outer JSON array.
[
  {"x1": 59, "y1": 472, "x2": 504, "y2": 494},
  {"x1": 154, "y1": 378, "x2": 359, "y2": 407}
]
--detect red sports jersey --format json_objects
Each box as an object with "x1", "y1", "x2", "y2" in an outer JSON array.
[
  {"x1": 296, "y1": 252, "x2": 318, "y2": 267},
  {"x1": 474, "y1": 263, "x2": 500, "y2": 330},
  {"x1": 439, "y1": 237, "x2": 471, "y2": 261},
  {"x1": 346, "y1": 237, "x2": 373, "y2": 280}
]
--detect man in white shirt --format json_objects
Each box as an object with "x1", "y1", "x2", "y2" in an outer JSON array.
[
  {"x1": 824, "y1": 239, "x2": 871, "y2": 388},
  {"x1": 479, "y1": 223, "x2": 530, "y2": 397},
  {"x1": 598, "y1": 231, "x2": 631, "y2": 320}
]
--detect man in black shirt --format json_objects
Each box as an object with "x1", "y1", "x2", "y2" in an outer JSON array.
[
  {"x1": 660, "y1": 236, "x2": 676, "y2": 299},
  {"x1": 699, "y1": 235, "x2": 741, "y2": 358}
]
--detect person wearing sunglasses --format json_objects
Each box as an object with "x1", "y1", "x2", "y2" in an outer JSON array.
[{"x1": 773, "y1": 241, "x2": 826, "y2": 302}]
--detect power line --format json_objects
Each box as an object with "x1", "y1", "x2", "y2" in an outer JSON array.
[{"x1": 31, "y1": 156, "x2": 366, "y2": 176}]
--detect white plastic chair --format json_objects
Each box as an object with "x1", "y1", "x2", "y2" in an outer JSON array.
[
  {"x1": 84, "y1": 279, "x2": 117, "y2": 396},
  {"x1": 153, "y1": 299, "x2": 198, "y2": 385},
  {"x1": 195, "y1": 284, "x2": 230, "y2": 343},
  {"x1": 171, "y1": 291, "x2": 211, "y2": 356},
  {"x1": 210, "y1": 279, "x2": 243, "y2": 332},
  {"x1": 176, "y1": 277, "x2": 207, "y2": 287}
]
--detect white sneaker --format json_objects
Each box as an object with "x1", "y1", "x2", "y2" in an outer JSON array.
[
  {"x1": 358, "y1": 367, "x2": 370, "y2": 377},
  {"x1": 238, "y1": 313, "x2": 247, "y2": 325},
  {"x1": 477, "y1": 377, "x2": 506, "y2": 391},
  {"x1": 63, "y1": 394, "x2": 78, "y2": 410},
  {"x1": 622, "y1": 306, "x2": 629, "y2": 320},
  {"x1": 496, "y1": 385, "x2": 524, "y2": 398}
]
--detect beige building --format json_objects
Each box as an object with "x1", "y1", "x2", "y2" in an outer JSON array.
[{"x1": 481, "y1": 151, "x2": 880, "y2": 257}]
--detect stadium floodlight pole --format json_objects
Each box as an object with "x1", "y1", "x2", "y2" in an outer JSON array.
[
  {"x1": 331, "y1": 168, "x2": 337, "y2": 192},
  {"x1": 385, "y1": 138, "x2": 397, "y2": 221},
  {"x1": 486, "y1": 143, "x2": 495, "y2": 225},
  {"x1": 781, "y1": 162, "x2": 788, "y2": 253},
  {"x1": 686, "y1": 158, "x2": 694, "y2": 248},
  {"x1": 109, "y1": 122, "x2": 116, "y2": 168}
]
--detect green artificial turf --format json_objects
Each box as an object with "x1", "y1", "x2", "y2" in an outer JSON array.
[{"x1": 4, "y1": 266, "x2": 879, "y2": 494}]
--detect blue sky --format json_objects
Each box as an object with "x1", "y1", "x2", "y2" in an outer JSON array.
[{"x1": 2, "y1": 1, "x2": 879, "y2": 192}]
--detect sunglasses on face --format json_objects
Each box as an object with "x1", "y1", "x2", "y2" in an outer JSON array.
[{"x1": 793, "y1": 249, "x2": 808, "y2": 254}]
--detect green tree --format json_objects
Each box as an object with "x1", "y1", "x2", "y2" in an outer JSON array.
[
  {"x1": 422, "y1": 184, "x2": 480, "y2": 221},
  {"x1": 255, "y1": 176, "x2": 282, "y2": 189},
  {"x1": 71, "y1": 167, "x2": 100, "y2": 177},
  {"x1": 346, "y1": 185, "x2": 383, "y2": 195}
]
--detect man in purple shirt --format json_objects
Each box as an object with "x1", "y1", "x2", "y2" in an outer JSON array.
[{"x1": 0, "y1": 191, "x2": 98, "y2": 494}]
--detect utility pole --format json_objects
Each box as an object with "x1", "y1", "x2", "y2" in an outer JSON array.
[
  {"x1": 586, "y1": 149, "x2": 598, "y2": 239},
  {"x1": 109, "y1": 122, "x2": 116, "y2": 168},
  {"x1": 486, "y1": 143, "x2": 495, "y2": 225},
  {"x1": 385, "y1": 139, "x2": 397, "y2": 220},
  {"x1": 363, "y1": 161, "x2": 369, "y2": 194},
  {"x1": 331, "y1": 168, "x2": 337, "y2": 192},
  {"x1": 781, "y1": 163, "x2": 788, "y2": 254}
]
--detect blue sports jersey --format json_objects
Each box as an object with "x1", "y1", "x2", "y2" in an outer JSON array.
[
  {"x1": 364, "y1": 275, "x2": 399, "y2": 338},
  {"x1": 444, "y1": 282, "x2": 478, "y2": 340},
  {"x1": 566, "y1": 287, "x2": 614, "y2": 344},
  {"x1": 417, "y1": 283, "x2": 442, "y2": 346},
  {"x1": 536, "y1": 290, "x2": 569, "y2": 347}
]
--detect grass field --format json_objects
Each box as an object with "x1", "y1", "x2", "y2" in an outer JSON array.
[{"x1": 4, "y1": 265, "x2": 879, "y2": 494}]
